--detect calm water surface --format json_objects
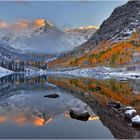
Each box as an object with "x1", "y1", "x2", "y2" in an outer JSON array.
[{"x1": 0, "y1": 73, "x2": 139, "y2": 139}]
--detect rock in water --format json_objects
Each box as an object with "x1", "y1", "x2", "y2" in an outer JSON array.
[
  {"x1": 70, "y1": 108, "x2": 90, "y2": 121},
  {"x1": 44, "y1": 94, "x2": 59, "y2": 98},
  {"x1": 95, "y1": 86, "x2": 101, "y2": 90}
]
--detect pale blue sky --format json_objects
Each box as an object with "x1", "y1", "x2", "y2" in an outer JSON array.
[{"x1": 0, "y1": 1, "x2": 127, "y2": 29}]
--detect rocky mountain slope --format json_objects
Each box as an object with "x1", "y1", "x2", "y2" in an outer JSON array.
[
  {"x1": 47, "y1": 0, "x2": 140, "y2": 70},
  {"x1": 87, "y1": 0, "x2": 140, "y2": 45}
]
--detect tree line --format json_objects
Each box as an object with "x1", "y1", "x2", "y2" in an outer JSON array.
[{"x1": 0, "y1": 59, "x2": 48, "y2": 72}]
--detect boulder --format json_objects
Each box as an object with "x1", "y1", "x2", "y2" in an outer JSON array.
[
  {"x1": 44, "y1": 94, "x2": 59, "y2": 98},
  {"x1": 70, "y1": 108, "x2": 90, "y2": 121},
  {"x1": 132, "y1": 115, "x2": 140, "y2": 126},
  {"x1": 125, "y1": 109, "x2": 137, "y2": 119},
  {"x1": 108, "y1": 101, "x2": 121, "y2": 109},
  {"x1": 115, "y1": 101, "x2": 121, "y2": 109},
  {"x1": 125, "y1": 106, "x2": 134, "y2": 110}
]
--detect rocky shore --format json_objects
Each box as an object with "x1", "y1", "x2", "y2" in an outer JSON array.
[{"x1": 68, "y1": 91, "x2": 140, "y2": 139}]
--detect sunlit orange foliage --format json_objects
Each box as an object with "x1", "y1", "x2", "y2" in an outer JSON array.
[{"x1": 48, "y1": 32, "x2": 140, "y2": 69}]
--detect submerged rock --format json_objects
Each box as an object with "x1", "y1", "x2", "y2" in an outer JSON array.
[
  {"x1": 44, "y1": 94, "x2": 59, "y2": 98},
  {"x1": 70, "y1": 108, "x2": 90, "y2": 121}
]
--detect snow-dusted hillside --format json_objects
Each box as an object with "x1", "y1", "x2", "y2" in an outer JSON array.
[
  {"x1": 0, "y1": 66, "x2": 13, "y2": 78},
  {"x1": 0, "y1": 66, "x2": 12, "y2": 73},
  {"x1": 65, "y1": 26, "x2": 98, "y2": 47}
]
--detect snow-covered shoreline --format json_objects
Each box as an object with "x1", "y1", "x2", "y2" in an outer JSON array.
[
  {"x1": 0, "y1": 66, "x2": 13, "y2": 78},
  {"x1": 46, "y1": 67, "x2": 140, "y2": 80},
  {"x1": 0, "y1": 66, "x2": 140, "y2": 80}
]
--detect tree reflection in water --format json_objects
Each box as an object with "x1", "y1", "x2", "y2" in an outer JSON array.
[{"x1": 0, "y1": 74, "x2": 140, "y2": 138}]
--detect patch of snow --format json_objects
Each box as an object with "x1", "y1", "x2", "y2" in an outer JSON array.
[
  {"x1": 47, "y1": 67, "x2": 115, "y2": 79},
  {"x1": 125, "y1": 109, "x2": 136, "y2": 116},
  {"x1": 47, "y1": 67, "x2": 140, "y2": 80},
  {"x1": 45, "y1": 82, "x2": 57, "y2": 88},
  {"x1": 0, "y1": 66, "x2": 13, "y2": 78},
  {"x1": 46, "y1": 57, "x2": 57, "y2": 63},
  {"x1": 110, "y1": 71, "x2": 140, "y2": 80},
  {"x1": 132, "y1": 115, "x2": 140, "y2": 123},
  {"x1": 125, "y1": 106, "x2": 134, "y2": 110}
]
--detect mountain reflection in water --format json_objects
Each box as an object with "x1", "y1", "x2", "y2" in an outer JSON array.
[{"x1": 0, "y1": 73, "x2": 139, "y2": 138}]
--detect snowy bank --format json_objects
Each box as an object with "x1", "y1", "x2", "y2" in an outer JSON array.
[
  {"x1": 46, "y1": 67, "x2": 140, "y2": 80},
  {"x1": 109, "y1": 71, "x2": 140, "y2": 79},
  {"x1": 0, "y1": 66, "x2": 13, "y2": 78}
]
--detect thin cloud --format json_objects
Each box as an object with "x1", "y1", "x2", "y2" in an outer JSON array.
[
  {"x1": 0, "y1": 19, "x2": 44, "y2": 31},
  {"x1": 14, "y1": 0, "x2": 30, "y2": 6},
  {"x1": 0, "y1": 21, "x2": 9, "y2": 29},
  {"x1": 76, "y1": 0, "x2": 94, "y2": 5}
]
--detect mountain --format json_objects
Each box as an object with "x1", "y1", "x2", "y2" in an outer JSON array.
[
  {"x1": 47, "y1": 0, "x2": 140, "y2": 70},
  {"x1": 0, "y1": 19, "x2": 98, "y2": 54},
  {"x1": 0, "y1": 19, "x2": 98, "y2": 72},
  {"x1": 65, "y1": 26, "x2": 98, "y2": 36},
  {"x1": 87, "y1": 0, "x2": 140, "y2": 45},
  {"x1": 0, "y1": 40, "x2": 59, "y2": 73},
  {"x1": 31, "y1": 19, "x2": 58, "y2": 36},
  {"x1": 65, "y1": 26, "x2": 98, "y2": 47},
  {"x1": 0, "y1": 19, "x2": 63, "y2": 53}
]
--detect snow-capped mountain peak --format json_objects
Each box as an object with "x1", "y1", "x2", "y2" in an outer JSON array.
[
  {"x1": 34, "y1": 19, "x2": 52, "y2": 27},
  {"x1": 65, "y1": 25, "x2": 98, "y2": 34},
  {"x1": 0, "y1": 19, "x2": 98, "y2": 53},
  {"x1": 31, "y1": 19, "x2": 58, "y2": 37}
]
